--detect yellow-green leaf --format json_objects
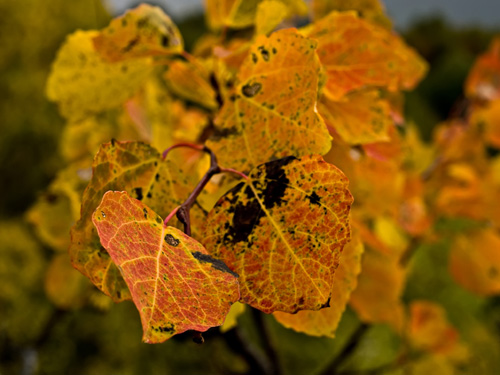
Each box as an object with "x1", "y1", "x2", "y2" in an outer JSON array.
[
  {"x1": 46, "y1": 30, "x2": 153, "y2": 121},
  {"x1": 93, "y1": 4, "x2": 183, "y2": 62}
]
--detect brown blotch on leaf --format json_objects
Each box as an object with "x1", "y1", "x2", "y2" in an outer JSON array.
[
  {"x1": 242, "y1": 82, "x2": 262, "y2": 98},
  {"x1": 165, "y1": 234, "x2": 180, "y2": 247}
]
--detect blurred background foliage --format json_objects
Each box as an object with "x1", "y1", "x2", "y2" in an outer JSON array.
[{"x1": 1, "y1": 0, "x2": 500, "y2": 374}]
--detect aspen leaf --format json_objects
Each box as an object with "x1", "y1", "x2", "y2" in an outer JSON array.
[
  {"x1": 471, "y1": 99, "x2": 500, "y2": 148},
  {"x1": 70, "y1": 140, "x2": 206, "y2": 301},
  {"x1": 255, "y1": 1, "x2": 289, "y2": 36},
  {"x1": 93, "y1": 191, "x2": 239, "y2": 343},
  {"x1": 304, "y1": 11, "x2": 427, "y2": 100},
  {"x1": 273, "y1": 228, "x2": 363, "y2": 337},
  {"x1": 46, "y1": 30, "x2": 153, "y2": 121},
  {"x1": 408, "y1": 301, "x2": 461, "y2": 355},
  {"x1": 93, "y1": 4, "x2": 183, "y2": 62},
  {"x1": 44, "y1": 253, "x2": 89, "y2": 310},
  {"x1": 349, "y1": 248, "x2": 405, "y2": 332},
  {"x1": 310, "y1": 0, "x2": 392, "y2": 28},
  {"x1": 220, "y1": 302, "x2": 246, "y2": 332},
  {"x1": 464, "y1": 37, "x2": 500, "y2": 100},
  {"x1": 449, "y1": 228, "x2": 500, "y2": 296},
  {"x1": 203, "y1": 155, "x2": 352, "y2": 313},
  {"x1": 204, "y1": 0, "x2": 307, "y2": 30},
  {"x1": 318, "y1": 89, "x2": 392, "y2": 145},
  {"x1": 205, "y1": 0, "x2": 260, "y2": 30},
  {"x1": 207, "y1": 29, "x2": 331, "y2": 172},
  {"x1": 164, "y1": 59, "x2": 218, "y2": 110}
]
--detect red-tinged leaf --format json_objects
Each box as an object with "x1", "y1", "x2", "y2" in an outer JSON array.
[
  {"x1": 70, "y1": 140, "x2": 206, "y2": 302},
  {"x1": 449, "y1": 228, "x2": 500, "y2": 296},
  {"x1": 273, "y1": 228, "x2": 363, "y2": 337},
  {"x1": 93, "y1": 4, "x2": 183, "y2": 62},
  {"x1": 304, "y1": 11, "x2": 427, "y2": 100},
  {"x1": 318, "y1": 89, "x2": 392, "y2": 145},
  {"x1": 464, "y1": 37, "x2": 500, "y2": 100},
  {"x1": 207, "y1": 29, "x2": 331, "y2": 172},
  {"x1": 93, "y1": 191, "x2": 239, "y2": 343},
  {"x1": 203, "y1": 155, "x2": 352, "y2": 313}
]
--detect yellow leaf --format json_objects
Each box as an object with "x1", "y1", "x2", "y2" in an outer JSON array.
[
  {"x1": 207, "y1": 29, "x2": 331, "y2": 172},
  {"x1": 46, "y1": 30, "x2": 153, "y2": 121},
  {"x1": 449, "y1": 228, "x2": 500, "y2": 296},
  {"x1": 472, "y1": 98, "x2": 500, "y2": 148},
  {"x1": 255, "y1": 1, "x2": 288, "y2": 36},
  {"x1": 220, "y1": 302, "x2": 246, "y2": 332},
  {"x1": 164, "y1": 59, "x2": 218, "y2": 110},
  {"x1": 45, "y1": 253, "x2": 90, "y2": 309},
  {"x1": 93, "y1": 4, "x2": 183, "y2": 62}
]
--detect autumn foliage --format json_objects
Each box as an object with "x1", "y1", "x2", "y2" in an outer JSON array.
[{"x1": 8, "y1": 0, "x2": 500, "y2": 373}]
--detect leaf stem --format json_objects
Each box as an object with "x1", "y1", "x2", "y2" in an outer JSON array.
[
  {"x1": 219, "y1": 167, "x2": 249, "y2": 180},
  {"x1": 161, "y1": 142, "x2": 204, "y2": 160},
  {"x1": 162, "y1": 144, "x2": 247, "y2": 236},
  {"x1": 163, "y1": 205, "x2": 181, "y2": 227}
]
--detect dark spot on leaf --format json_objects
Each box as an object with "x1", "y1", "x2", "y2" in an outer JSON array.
[
  {"x1": 111, "y1": 138, "x2": 116, "y2": 146},
  {"x1": 165, "y1": 234, "x2": 180, "y2": 247},
  {"x1": 192, "y1": 251, "x2": 238, "y2": 277},
  {"x1": 156, "y1": 323, "x2": 175, "y2": 333},
  {"x1": 45, "y1": 193, "x2": 58, "y2": 204},
  {"x1": 101, "y1": 211, "x2": 106, "y2": 218},
  {"x1": 122, "y1": 37, "x2": 139, "y2": 53},
  {"x1": 211, "y1": 126, "x2": 240, "y2": 141},
  {"x1": 258, "y1": 46, "x2": 270, "y2": 61},
  {"x1": 242, "y1": 82, "x2": 262, "y2": 98},
  {"x1": 261, "y1": 156, "x2": 297, "y2": 209},
  {"x1": 133, "y1": 187, "x2": 143, "y2": 201},
  {"x1": 307, "y1": 191, "x2": 321, "y2": 206},
  {"x1": 155, "y1": 173, "x2": 160, "y2": 182},
  {"x1": 161, "y1": 34, "x2": 169, "y2": 47},
  {"x1": 147, "y1": 192, "x2": 152, "y2": 198},
  {"x1": 156, "y1": 216, "x2": 162, "y2": 224},
  {"x1": 272, "y1": 47, "x2": 277, "y2": 54},
  {"x1": 251, "y1": 53, "x2": 258, "y2": 63},
  {"x1": 143, "y1": 208, "x2": 148, "y2": 219}
]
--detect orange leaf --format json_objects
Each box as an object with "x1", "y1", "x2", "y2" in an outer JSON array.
[
  {"x1": 310, "y1": 0, "x2": 392, "y2": 28},
  {"x1": 70, "y1": 140, "x2": 206, "y2": 302},
  {"x1": 203, "y1": 155, "x2": 352, "y2": 313},
  {"x1": 449, "y1": 228, "x2": 500, "y2": 296},
  {"x1": 93, "y1": 4, "x2": 183, "y2": 62},
  {"x1": 304, "y1": 11, "x2": 427, "y2": 100},
  {"x1": 207, "y1": 29, "x2": 331, "y2": 172},
  {"x1": 407, "y1": 301, "x2": 460, "y2": 355},
  {"x1": 273, "y1": 228, "x2": 363, "y2": 337},
  {"x1": 464, "y1": 37, "x2": 500, "y2": 100},
  {"x1": 318, "y1": 89, "x2": 392, "y2": 144},
  {"x1": 93, "y1": 191, "x2": 239, "y2": 343},
  {"x1": 471, "y1": 98, "x2": 500, "y2": 148},
  {"x1": 349, "y1": 248, "x2": 405, "y2": 332}
]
